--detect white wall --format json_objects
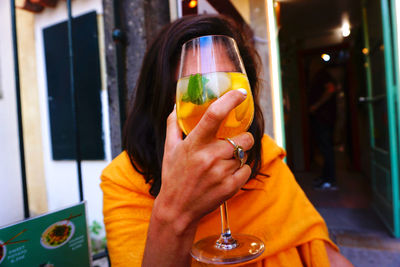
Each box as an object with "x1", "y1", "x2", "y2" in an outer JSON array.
[
  {"x1": 0, "y1": 1, "x2": 24, "y2": 226},
  {"x1": 198, "y1": 0, "x2": 218, "y2": 15},
  {"x1": 34, "y1": 0, "x2": 110, "y2": 229}
]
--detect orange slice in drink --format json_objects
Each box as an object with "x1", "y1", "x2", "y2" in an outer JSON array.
[
  {"x1": 229, "y1": 73, "x2": 251, "y2": 121},
  {"x1": 224, "y1": 110, "x2": 241, "y2": 128},
  {"x1": 235, "y1": 89, "x2": 250, "y2": 121},
  {"x1": 178, "y1": 101, "x2": 209, "y2": 119},
  {"x1": 230, "y1": 72, "x2": 248, "y2": 90},
  {"x1": 178, "y1": 102, "x2": 195, "y2": 119}
]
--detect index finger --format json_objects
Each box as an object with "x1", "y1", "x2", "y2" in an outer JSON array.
[
  {"x1": 165, "y1": 106, "x2": 183, "y2": 153},
  {"x1": 188, "y1": 89, "x2": 247, "y2": 143}
]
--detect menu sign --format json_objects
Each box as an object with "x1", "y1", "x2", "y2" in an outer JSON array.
[{"x1": 0, "y1": 202, "x2": 90, "y2": 266}]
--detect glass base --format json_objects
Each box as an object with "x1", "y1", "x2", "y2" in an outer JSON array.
[{"x1": 191, "y1": 234, "x2": 265, "y2": 265}]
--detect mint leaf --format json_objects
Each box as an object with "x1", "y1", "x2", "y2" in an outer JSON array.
[
  {"x1": 182, "y1": 92, "x2": 190, "y2": 102},
  {"x1": 187, "y1": 73, "x2": 203, "y2": 104},
  {"x1": 183, "y1": 73, "x2": 217, "y2": 104},
  {"x1": 206, "y1": 88, "x2": 217, "y2": 100}
]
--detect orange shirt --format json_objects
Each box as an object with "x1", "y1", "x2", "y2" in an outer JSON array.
[{"x1": 101, "y1": 135, "x2": 337, "y2": 266}]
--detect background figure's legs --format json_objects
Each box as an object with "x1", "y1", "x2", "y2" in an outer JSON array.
[
  {"x1": 311, "y1": 118, "x2": 336, "y2": 185},
  {"x1": 319, "y1": 125, "x2": 335, "y2": 183}
]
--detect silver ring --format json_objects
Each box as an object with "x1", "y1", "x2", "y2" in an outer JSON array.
[{"x1": 225, "y1": 138, "x2": 245, "y2": 168}]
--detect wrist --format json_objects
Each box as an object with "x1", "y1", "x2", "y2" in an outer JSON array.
[
  {"x1": 152, "y1": 196, "x2": 199, "y2": 237},
  {"x1": 143, "y1": 195, "x2": 199, "y2": 266}
]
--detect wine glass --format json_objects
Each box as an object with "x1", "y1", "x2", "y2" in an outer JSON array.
[{"x1": 176, "y1": 35, "x2": 265, "y2": 264}]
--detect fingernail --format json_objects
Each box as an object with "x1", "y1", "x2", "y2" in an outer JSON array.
[{"x1": 236, "y1": 88, "x2": 247, "y2": 97}]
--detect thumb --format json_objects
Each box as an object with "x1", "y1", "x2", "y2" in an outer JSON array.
[{"x1": 164, "y1": 105, "x2": 182, "y2": 153}]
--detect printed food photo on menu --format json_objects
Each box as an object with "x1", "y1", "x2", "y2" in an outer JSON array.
[{"x1": 40, "y1": 220, "x2": 75, "y2": 249}]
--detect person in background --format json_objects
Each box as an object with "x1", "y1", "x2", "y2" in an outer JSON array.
[
  {"x1": 309, "y1": 67, "x2": 338, "y2": 190},
  {"x1": 101, "y1": 15, "x2": 352, "y2": 266}
]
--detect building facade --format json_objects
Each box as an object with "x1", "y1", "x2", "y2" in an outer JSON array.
[{"x1": 1, "y1": 0, "x2": 400, "y2": 243}]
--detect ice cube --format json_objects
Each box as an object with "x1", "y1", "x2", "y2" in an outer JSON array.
[
  {"x1": 177, "y1": 76, "x2": 190, "y2": 95},
  {"x1": 203, "y1": 72, "x2": 231, "y2": 97}
]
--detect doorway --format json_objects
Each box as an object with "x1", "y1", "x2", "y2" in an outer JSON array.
[
  {"x1": 292, "y1": 43, "x2": 372, "y2": 206},
  {"x1": 277, "y1": 0, "x2": 400, "y2": 244},
  {"x1": 278, "y1": 0, "x2": 372, "y2": 204}
]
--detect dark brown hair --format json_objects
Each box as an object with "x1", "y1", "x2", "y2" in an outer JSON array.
[{"x1": 123, "y1": 15, "x2": 265, "y2": 197}]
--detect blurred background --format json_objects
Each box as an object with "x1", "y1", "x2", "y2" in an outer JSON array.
[{"x1": 1, "y1": 0, "x2": 400, "y2": 266}]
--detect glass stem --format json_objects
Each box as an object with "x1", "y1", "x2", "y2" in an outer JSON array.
[
  {"x1": 216, "y1": 201, "x2": 238, "y2": 250},
  {"x1": 220, "y1": 201, "x2": 231, "y2": 235}
]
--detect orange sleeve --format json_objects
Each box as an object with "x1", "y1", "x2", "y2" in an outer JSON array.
[
  {"x1": 101, "y1": 138, "x2": 338, "y2": 267},
  {"x1": 297, "y1": 240, "x2": 331, "y2": 267},
  {"x1": 100, "y1": 161, "x2": 154, "y2": 266}
]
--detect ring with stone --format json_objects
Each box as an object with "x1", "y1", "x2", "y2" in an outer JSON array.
[{"x1": 225, "y1": 138, "x2": 245, "y2": 168}]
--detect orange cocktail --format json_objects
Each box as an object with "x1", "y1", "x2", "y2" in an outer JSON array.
[
  {"x1": 177, "y1": 35, "x2": 264, "y2": 265},
  {"x1": 176, "y1": 71, "x2": 254, "y2": 138}
]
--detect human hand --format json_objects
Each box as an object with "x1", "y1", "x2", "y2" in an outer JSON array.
[{"x1": 154, "y1": 89, "x2": 254, "y2": 234}]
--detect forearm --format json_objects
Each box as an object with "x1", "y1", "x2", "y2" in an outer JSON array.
[
  {"x1": 312, "y1": 91, "x2": 333, "y2": 110},
  {"x1": 142, "y1": 92, "x2": 253, "y2": 266},
  {"x1": 142, "y1": 198, "x2": 198, "y2": 267},
  {"x1": 310, "y1": 83, "x2": 336, "y2": 112}
]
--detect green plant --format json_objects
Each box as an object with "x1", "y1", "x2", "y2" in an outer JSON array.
[
  {"x1": 90, "y1": 220, "x2": 103, "y2": 236},
  {"x1": 89, "y1": 220, "x2": 107, "y2": 254}
]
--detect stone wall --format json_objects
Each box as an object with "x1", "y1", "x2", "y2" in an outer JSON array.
[{"x1": 102, "y1": 0, "x2": 170, "y2": 157}]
